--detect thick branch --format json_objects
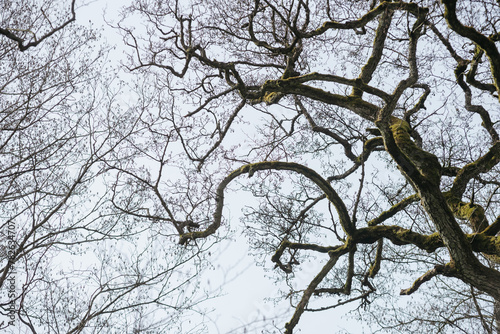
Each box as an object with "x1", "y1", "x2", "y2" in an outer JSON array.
[
  {"x1": 446, "y1": 194, "x2": 489, "y2": 232},
  {"x1": 291, "y1": 72, "x2": 391, "y2": 102},
  {"x1": 482, "y1": 215, "x2": 500, "y2": 236},
  {"x1": 376, "y1": 117, "x2": 500, "y2": 299},
  {"x1": 369, "y1": 239, "x2": 383, "y2": 278},
  {"x1": 254, "y1": 79, "x2": 379, "y2": 121},
  {"x1": 354, "y1": 225, "x2": 443, "y2": 252}
]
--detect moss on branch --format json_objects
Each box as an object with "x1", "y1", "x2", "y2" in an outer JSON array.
[
  {"x1": 354, "y1": 225, "x2": 443, "y2": 252},
  {"x1": 255, "y1": 77, "x2": 379, "y2": 121},
  {"x1": 446, "y1": 194, "x2": 488, "y2": 232},
  {"x1": 389, "y1": 117, "x2": 441, "y2": 184}
]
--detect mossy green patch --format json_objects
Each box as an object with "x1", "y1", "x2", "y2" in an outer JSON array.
[
  {"x1": 446, "y1": 194, "x2": 488, "y2": 232},
  {"x1": 389, "y1": 117, "x2": 441, "y2": 184}
]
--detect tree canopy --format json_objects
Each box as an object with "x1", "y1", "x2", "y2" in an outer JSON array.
[{"x1": 1, "y1": 0, "x2": 500, "y2": 333}]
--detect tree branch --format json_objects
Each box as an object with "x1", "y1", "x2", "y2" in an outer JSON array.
[
  {"x1": 0, "y1": 0, "x2": 76, "y2": 51},
  {"x1": 179, "y1": 161, "x2": 354, "y2": 244},
  {"x1": 400, "y1": 263, "x2": 456, "y2": 295}
]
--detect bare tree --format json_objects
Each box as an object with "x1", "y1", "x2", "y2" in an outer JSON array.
[
  {"x1": 116, "y1": 0, "x2": 500, "y2": 332},
  {"x1": 0, "y1": 1, "x2": 213, "y2": 333}
]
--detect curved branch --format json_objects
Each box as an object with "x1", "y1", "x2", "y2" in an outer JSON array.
[
  {"x1": 442, "y1": 0, "x2": 500, "y2": 97},
  {"x1": 247, "y1": 0, "x2": 300, "y2": 55},
  {"x1": 179, "y1": 161, "x2": 354, "y2": 244},
  {"x1": 404, "y1": 84, "x2": 431, "y2": 122},
  {"x1": 271, "y1": 238, "x2": 343, "y2": 273},
  {"x1": 303, "y1": 1, "x2": 427, "y2": 38},
  {"x1": 467, "y1": 48, "x2": 498, "y2": 95},
  {"x1": 454, "y1": 61, "x2": 500, "y2": 142},
  {"x1": 450, "y1": 141, "x2": 500, "y2": 197},
  {"x1": 377, "y1": 7, "x2": 428, "y2": 121},
  {"x1": 352, "y1": 7, "x2": 393, "y2": 98},
  {"x1": 294, "y1": 96, "x2": 384, "y2": 167}
]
